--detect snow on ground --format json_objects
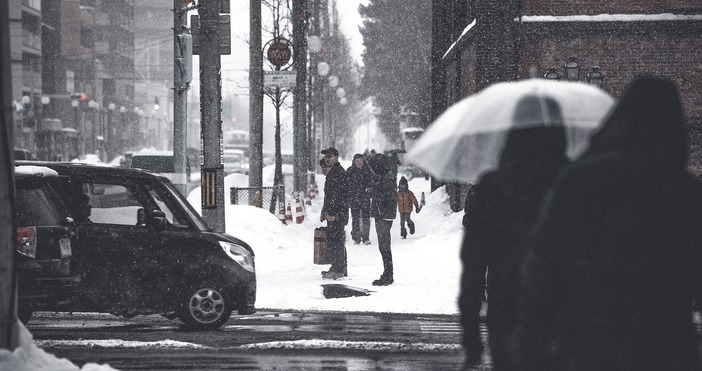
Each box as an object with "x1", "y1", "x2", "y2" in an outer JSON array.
[
  {"x1": 2, "y1": 160, "x2": 466, "y2": 369},
  {"x1": 187, "y1": 167, "x2": 464, "y2": 315}
]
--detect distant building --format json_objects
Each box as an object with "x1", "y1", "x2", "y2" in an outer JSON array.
[
  {"x1": 9, "y1": 0, "x2": 43, "y2": 151},
  {"x1": 134, "y1": 1, "x2": 173, "y2": 151},
  {"x1": 432, "y1": 0, "x2": 702, "y2": 209}
]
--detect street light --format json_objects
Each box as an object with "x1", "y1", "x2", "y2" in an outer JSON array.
[
  {"x1": 328, "y1": 75, "x2": 339, "y2": 88},
  {"x1": 40, "y1": 96, "x2": 50, "y2": 105},
  {"x1": 317, "y1": 62, "x2": 330, "y2": 77},
  {"x1": 336, "y1": 87, "x2": 346, "y2": 99},
  {"x1": 563, "y1": 57, "x2": 580, "y2": 81},
  {"x1": 543, "y1": 67, "x2": 561, "y2": 80},
  {"x1": 587, "y1": 66, "x2": 604, "y2": 88},
  {"x1": 307, "y1": 35, "x2": 322, "y2": 54}
]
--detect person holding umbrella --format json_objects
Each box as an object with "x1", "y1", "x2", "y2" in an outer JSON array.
[
  {"x1": 459, "y1": 94, "x2": 570, "y2": 369},
  {"x1": 514, "y1": 76, "x2": 702, "y2": 370}
]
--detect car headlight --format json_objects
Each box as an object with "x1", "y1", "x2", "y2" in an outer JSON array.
[{"x1": 219, "y1": 241, "x2": 255, "y2": 273}]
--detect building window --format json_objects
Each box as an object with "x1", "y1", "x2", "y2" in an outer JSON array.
[
  {"x1": 66, "y1": 70, "x2": 75, "y2": 92},
  {"x1": 80, "y1": 27, "x2": 94, "y2": 49}
]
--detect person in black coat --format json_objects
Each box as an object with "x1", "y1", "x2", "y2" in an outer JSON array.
[
  {"x1": 514, "y1": 76, "x2": 702, "y2": 371},
  {"x1": 320, "y1": 147, "x2": 349, "y2": 280},
  {"x1": 346, "y1": 153, "x2": 372, "y2": 245},
  {"x1": 366, "y1": 153, "x2": 398, "y2": 286},
  {"x1": 460, "y1": 95, "x2": 570, "y2": 370}
]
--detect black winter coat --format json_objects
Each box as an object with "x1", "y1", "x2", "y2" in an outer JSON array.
[
  {"x1": 346, "y1": 164, "x2": 372, "y2": 211},
  {"x1": 514, "y1": 76, "x2": 702, "y2": 371},
  {"x1": 367, "y1": 172, "x2": 397, "y2": 220},
  {"x1": 365, "y1": 153, "x2": 397, "y2": 220},
  {"x1": 322, "y1": 162, "x2": 348, "y2": 225},
  {"x1": 460, "y1": 123, "x2": 569, "y2": 368}
]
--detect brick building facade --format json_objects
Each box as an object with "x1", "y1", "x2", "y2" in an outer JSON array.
[{"x1": 432, "y1": 0, "x2": 702, "y2": 210}]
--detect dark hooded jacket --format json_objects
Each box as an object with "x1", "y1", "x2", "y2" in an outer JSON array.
[
  {"x1": 346, "y1": 161, "x2": 372, "y2": 211},
  {"x1": 366, "y1": 154, "x2": 397, "y2": 220},
  {"x1": 459, "y1": 95, "x2": 570, "y2": 369},
  {"x1": 514, "y1": 76, "x2": 702, "y2": 371}
]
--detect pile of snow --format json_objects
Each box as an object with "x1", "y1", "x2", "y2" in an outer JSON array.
[
  {"x1": 0, "y1": 322, "x2": 117, "y2": 371},
  {"x1": 187, "y1": 171, "x2": 464, "y2": 315}
]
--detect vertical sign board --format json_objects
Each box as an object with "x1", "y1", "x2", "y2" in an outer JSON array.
[{"x1": 201, "y1": 169, "x2": 217, "y2": 208}]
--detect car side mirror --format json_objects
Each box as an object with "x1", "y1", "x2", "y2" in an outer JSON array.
[
  {"x1": 149, "y1": 209, "x2": 167, "y2": 231},
  {"x1": 90, "y1": 186, "x2": 105, "y2": 195}
]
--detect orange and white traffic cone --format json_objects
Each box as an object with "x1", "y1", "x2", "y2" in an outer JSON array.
[
  {"x1": 285, "y1": 201, "x2": 293, "y2": 224},
  {"x1": 303, "y1": 190, "x2": 312, "y2": 206},
  {"x1": 308, "y1": 184, "x2": 318, "y2": 199},
  {"x1": 278, "y1": 202, "x2": 287, "y2": 225},
  {"x1": 295, "y1": 195, "x2": 305, "y2": 224},
  {"x1": 299, "y1": 192, "x2": 309, "y2": 217}
]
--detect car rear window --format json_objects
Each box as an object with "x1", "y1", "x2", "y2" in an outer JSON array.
[{"x1": 15, "y1": 185, "x2": 64, "y2": 226}]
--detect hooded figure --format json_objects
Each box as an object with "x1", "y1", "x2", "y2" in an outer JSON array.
[
  {"x1": 459, "y1": 94, "x2": 570, "y2": 370},
  {"x1": 514, "y1": 76, "x2": 702, "y2": 371},
  {"x1": 366, "y1": 153, "x2": 398, "y2": 286}
]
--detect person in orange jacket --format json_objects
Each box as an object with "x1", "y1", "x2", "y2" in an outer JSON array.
[{"x1": 397, "y1": 176, "x2": 420, "y2": 239}]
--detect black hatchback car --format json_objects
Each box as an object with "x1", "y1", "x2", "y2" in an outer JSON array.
[
  {"x1": 14, "y1": 166, "x2": 81, "y2": 323},
  {"x1": 19, "y1": 162, "x2": 257, "y2": 330}
]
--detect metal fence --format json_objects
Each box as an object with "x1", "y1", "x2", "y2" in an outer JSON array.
[{"x1": 230, "y1": 185, "x2": 285, "y2": 214}]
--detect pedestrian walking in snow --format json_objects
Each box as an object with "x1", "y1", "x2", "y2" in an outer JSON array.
[
  {"x1": 346, "y1": 153, "x2": 372, "y2": 245},
  {"x1": 319, "y1": 148, "x2": 349, "y2": 280},
  {"x1": 460, "y1": 94, "x2": 570, "y2": 370},
  {"x1": 397, "y1": 176, "x2": 420, "y2": 239},
  {"x1": 366, "y1": 153, "x2": 397, "y2": 286},
  {"x1": 514, "y1": 76, "x2": 702, "y2": 371}
]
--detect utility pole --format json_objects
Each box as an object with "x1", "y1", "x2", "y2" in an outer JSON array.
[
  {"x1": 199, "y1": 0, "x2": 225, "y2": 232},
  {"x1": 249, "y1": 0, "x2": 263, "y2": 191},
  {"x1": 292, "y1": 0, "x2": 307, "y2": 193},
  {"x1": 173, "y1": 0, "x2": 193, "y2": 196},
  {"x1": 0, "y1": 0, "x2": 19, "y2": 350}
]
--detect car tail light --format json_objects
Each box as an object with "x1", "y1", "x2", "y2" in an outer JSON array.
[{"x1": 16, "y1": 227, "x2": 37, "y2": 258}]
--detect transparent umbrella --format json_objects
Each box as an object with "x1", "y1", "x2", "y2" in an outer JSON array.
[{"x1": 406, "y1": 79, "x2": 615, "y2": 183}]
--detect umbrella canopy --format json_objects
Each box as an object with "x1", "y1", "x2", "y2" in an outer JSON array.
[{"x1": 405, "y1": 79, "x2": 615, "y2": 183}]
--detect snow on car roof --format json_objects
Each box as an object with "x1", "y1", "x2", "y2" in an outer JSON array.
[{"x1": 15, "y1": 165, "x2": 59, "y2": 177}]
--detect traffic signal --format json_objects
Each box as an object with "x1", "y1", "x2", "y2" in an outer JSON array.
[{"x1": 70, "y1": 93, "x2": 88, "y2": 108}]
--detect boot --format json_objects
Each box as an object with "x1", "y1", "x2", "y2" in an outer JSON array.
[
  {"x1": 408, "y1": 221, "x2": 415, "y2": 235},
  {"x1": 372, "y1": 273, "x2": 393, "y2": 286},
  {"x1": 400, "y1": 228, "x2": 407, "y2": 239},
  {"x1": 321, "y1": 267, "x2": 347, "y2": 277}
]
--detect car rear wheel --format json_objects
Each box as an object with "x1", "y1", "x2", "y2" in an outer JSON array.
[{"x1": 178, "y1": 286, "x2": 232, "y2": 330}]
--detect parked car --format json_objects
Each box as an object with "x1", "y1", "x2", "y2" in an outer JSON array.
[
  {"x1": 223, "y1": 149, "x2": 246, "y2": 175},
  {"x1": 14, "y1": 165, "x2": 81, "y2": 323},
  {"x1": 17, "y1": 161, "x2": 257, "y2": 330}
]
